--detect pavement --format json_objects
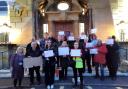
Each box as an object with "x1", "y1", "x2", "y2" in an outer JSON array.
[
  {"x1": 1, "y1": 68, "x2": 128, "y2": 89},
  {"x1": 0, "y1": 77, "x2": 128, "y2": 89}
]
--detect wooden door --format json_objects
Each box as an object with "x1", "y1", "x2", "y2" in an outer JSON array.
[{"x1": 54, "y1": 21, "x2": 73, "y2": 37}]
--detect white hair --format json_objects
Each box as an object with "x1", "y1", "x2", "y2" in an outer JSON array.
[{"x1": 16, "y1": 46, "x2": 24, "y2": 54}]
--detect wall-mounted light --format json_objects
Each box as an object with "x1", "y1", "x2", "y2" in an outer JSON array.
[
  {"x1": 82, "y1": 8, "x2": 85, "y2": 15},
  {"x1": 82, "y1": 8, "x2": 87, "y2": 15},
  {"x1": 57, "y1": 1, "x2": 69, "y2": 11},
  {"x1": 40, "y1": 9, "x2": 45, "y2": 16}
]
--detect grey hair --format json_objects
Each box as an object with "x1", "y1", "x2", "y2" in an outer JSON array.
[{"x1": 31, "y1": 41, "x2": 37, "y2": 47}]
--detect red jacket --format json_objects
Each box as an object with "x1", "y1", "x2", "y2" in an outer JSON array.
[{"x1": 94, "y1": 44, "x2": 108, "y2": 64}]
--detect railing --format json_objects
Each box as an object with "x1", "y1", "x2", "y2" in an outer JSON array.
[
  {"x1": 119, "y1": 47, "x2": 128, "y2": 60},
  {"x1": 118, "y1": 42, "x2": 128, "y2": 60},
  {"x1": 0, "y1": 51, "x2": 9, "y2": 69},
  {"x1": 0, "y1": 46, "x2": 128, "y2": 69}
]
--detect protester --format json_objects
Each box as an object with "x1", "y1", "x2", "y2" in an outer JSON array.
[
  {"x1": 40, "y1": 33, "x2": 49, "y2": 51},
  {"x1": 56, "y1": 35, "x2": 63, "y2": 65},
  {"x1": 84, "y1": 40, "x2": 92, "y2": 73},
  {"x1": 25, "y1": 37, "x2": 36, "y2": 57},
  {"x1": 86, "y1": 34, "x2": 98, "y2": 73},
  {"x1": 106, "y1": 35, "x2": 120, "y2": 80},
  {"x1": 43, "y1": 39, "x2": 56, "y2": 89},
  {"x1": 67, "y1": 33, "x2": 75, "y2": 49},
  {"x1": 26, "y1": 41, "x2": 42, "y2": 85},
  {"x1": 10, "y1": 47, "x2": 25, "y2": 87},
  {"x1": 93, "y1": 40, "x2": 107, "y2": 80},
  {"x1": 72, "y1": 42, "x2": 84, "y2": 89},
  {"x1": 59, "y1": 41, "x2": 69, "y2": 80}
]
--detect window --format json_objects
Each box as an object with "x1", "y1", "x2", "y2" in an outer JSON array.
[
  {"x1": 79, "y1": 23, "x2": 85, "y2": 34},
  {"x1": 0, "y1": 1, "x2": 9, "y2": 43},
  {"x1": 0, "y1": 1, "x2": 8, "y2": 16},
  {"x1": 43, "y1": 24, "x2": 48, "y2": 33},
  {"x1": 0, "y1": 1, "x2": 9, "y2": 25}
]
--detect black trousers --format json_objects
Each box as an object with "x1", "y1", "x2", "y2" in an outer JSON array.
[
  {"x1": 44, "y1": 65, "x2": 55, "y2": 86},
  {"x1": 108, "y1": 65, "x2": 118, "y2": 78},
  {"x1": 59, "y1": 67, "x2": 67, "y2": 80},
  {"x1": 57, "y1": 56, "x2": 61, "y2": 67},
  {"x1": 13, "y1": 78, "x2": 22, "y2": 87},
  {"x1": 29, "y1": 66, "x2": 41, "y2": 84},
  {"x1": 73, "y1": 68, "x2": 83, "y2": 85},
  {"x1": 86, "y1": 56, "x2": 92, "y2": 73}
]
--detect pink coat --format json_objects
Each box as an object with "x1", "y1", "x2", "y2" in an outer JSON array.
[{"x1": 94, "y1": 44, "x2": 108, "y2": 64}]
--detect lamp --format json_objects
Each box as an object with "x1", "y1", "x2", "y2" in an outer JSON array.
[{"x1": 57, "y1": 1, "x2": 69, "y2": 11}]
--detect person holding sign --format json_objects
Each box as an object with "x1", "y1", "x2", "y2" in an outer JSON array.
[
  {"x1": 106, "y1": 36, "x2": 120, "y2": 80},
  {"x1": 67, "y1": 33, "x2": 75, "y2": 49},
  {"x1": 87, "y1": 34, "x2": 98, "y2": 71},
  {"x1": 10, "y1": 47, "x2": 25, "y2": 87},
  {"x1": 55, "y1": 35, "x2": 63, "y2": 68},
  {"x1": 93, "y1": 40, "x2": 107, "y2": 80},
  {"x1": 59, "y1": 41, "x2": 70, "y2": 80},
  {"x1": 26, "y1": 41, "x2": 42, "y2": 85},
  {"x1": 43, "y1": 39, "x2": 56, "y2": 89},
  {"x1": 71, "y1": 42, "x2": 84, "y2": 89}
]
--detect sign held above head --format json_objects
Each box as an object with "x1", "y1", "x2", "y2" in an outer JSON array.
[{"x1": 91, "y1": 28, "x2": 97, "y2": 34}]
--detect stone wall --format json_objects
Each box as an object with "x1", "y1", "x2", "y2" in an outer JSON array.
[{"x1": 9, "y1": 0, "x2": 33, "y2": 45}]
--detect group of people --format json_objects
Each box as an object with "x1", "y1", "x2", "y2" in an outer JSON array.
[{"x1": 10, "y1": 32, "x2": 120, "y2": 89}]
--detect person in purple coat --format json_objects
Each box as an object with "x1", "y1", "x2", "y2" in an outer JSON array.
[{"x1": 10, "y1": 47, "x2": 25, "y2": 87}]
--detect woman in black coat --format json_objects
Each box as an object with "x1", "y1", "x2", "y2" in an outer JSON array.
[
  {"x1": 43, "y1": 39, "x2": 56, "y2": 89},
  {"x1": 106, "y1": 36, "x2": 120, "y2": 80}
]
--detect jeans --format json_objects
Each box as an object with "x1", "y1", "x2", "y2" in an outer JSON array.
[{"x1": 95, "y1": 63, "x2": 105, "y2": 77}]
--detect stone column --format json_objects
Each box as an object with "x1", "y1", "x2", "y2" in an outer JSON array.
[
  {"x1": 89, "y1": 0, "x2": 115, "y2": 41},
  {"x1": 74, "y1": 20, "x2": 79, "y2": 37}
]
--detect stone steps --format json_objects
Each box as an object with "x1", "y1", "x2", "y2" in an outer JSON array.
[{"x1": 0, "y1": 67, "x2": 128, "y2": 78}]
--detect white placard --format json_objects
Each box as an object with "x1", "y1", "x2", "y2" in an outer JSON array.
[
  {"x1": 70, "y1": 49, "x2": 81, "y2": 57},
  {"x1": 68, "y1": 36, "x2": 75, "y2": 41},
  {"x1": 86, "y1": 42, "x2": 93, "y2": 48},
  {"x1": 106, "y1": 39, "x2": 114, "y2": 45},
  {"x1": 80, "y1": 35, "x2": 87, "y2": 40},
  {"x1": 58, "y1": 31, "x2": 65, "y2": 35},
  {"x1": 90, "y1": 48, "x2": 98, "y2": 54},
  {"x1": 44, "y1": 50, "x2": 54, "y2": 57},
  {"x1": 91, "y1": 28, "x2": 97, "y2": 34},
  {"x1": 58, "y1": 47, "x2": 70, "y2": 56},
  {"x1": 23, "y1": 56, "x2": 42, "y2": 68}
]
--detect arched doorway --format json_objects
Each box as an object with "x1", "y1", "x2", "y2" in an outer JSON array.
[{"x1": 33, "y1": 0, "x2": 93, "y2": 39}]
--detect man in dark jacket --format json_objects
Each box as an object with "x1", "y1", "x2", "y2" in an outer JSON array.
[{"x1": 26, "y1": 41, "x2": 42, "y2": 85}]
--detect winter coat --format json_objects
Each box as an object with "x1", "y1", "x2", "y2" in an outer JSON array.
[
  {"x1": 10, "y1": 54, "x2": 24, "y2": 79},
  {"x1": 94, "y1": 44, "x2": 108, "y2": 64},
  {"x1": 106, "y1": 41, "x2": 120, "y2": 67},
  {"x1": 43, "y1": 45, "x2": 56, "y2": 68}
]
